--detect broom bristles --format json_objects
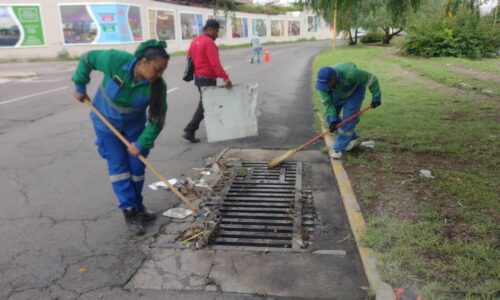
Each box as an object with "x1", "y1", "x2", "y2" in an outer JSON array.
[{"x1": 267, "y1": 149, "x2": 297, "y2": 169}]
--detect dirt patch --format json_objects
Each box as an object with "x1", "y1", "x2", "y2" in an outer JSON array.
[
  {"x1": 346, "y1": 151, "x2": 425, "y2": 222},
  {"x1": 345, "y1": 149, "x2": 489, "y2": 233},
  {"x1": 391, "y1": 150, "x2": 470, "y2": 172},
  {"x1": 387, "y1": 64, "x2": 471, "y2": 100},
  {"x1": 445, "y1": 64, "x2": 500, "y2": 83},
  {"x1": 385, "y1": 48, "x2": 498, "y2": 101},
  {"x1": 387, "y1": 47, "x2": 500, "y2": 84}
]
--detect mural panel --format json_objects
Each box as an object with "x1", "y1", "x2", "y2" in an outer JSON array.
[
  {"x1": 288, "y1": 20, "x2": 300, "y2": 36},
  {"x1": 59, "y1": 4, "x2": 143, "y2": 45},
  {"x1": 252, "y1": 18, "x2": 266, "y2": 37},
  {"x1": 231, "y1": 17, "x2": 248, "y2": 38},
  {"x1": 180, "y1": 12, "x2": 203, "y2": 40},
  {"x1": 0, "y1": 5, "x2": 45, "y2": 47},
  {"x1": 307, "y1": 16, "x2": 318, "y2": 33},
  {"x1": 149, "y1": 9, "x2": 175, "y2": 41},
  {"x1": 270, "y1": 20, "x2": 284, "y2": 37}
]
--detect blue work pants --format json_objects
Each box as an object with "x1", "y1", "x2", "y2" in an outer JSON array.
[
  {"x1": 94, "y1": 127, "x2": 149, "y2": 212},
  {"x1": 333, "y1": 85, "x2": 366, "y2": 152},
  {"x1": 251, "y1": 48, "x2": 261, "y2": 63}
]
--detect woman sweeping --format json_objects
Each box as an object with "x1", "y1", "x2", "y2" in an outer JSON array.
[{"x1": 72, "y1": 40, "x2": 169, "y2": 236}]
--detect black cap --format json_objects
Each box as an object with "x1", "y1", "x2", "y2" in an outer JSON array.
[{"x1": 204, "y1": 19, "x2": 222, "y2": 30}]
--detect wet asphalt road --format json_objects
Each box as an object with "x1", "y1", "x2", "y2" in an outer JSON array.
[{"x1": 0, "y1": 40, "x2": 355, "y2": 299}]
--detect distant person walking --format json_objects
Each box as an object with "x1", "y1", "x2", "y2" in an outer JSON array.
[
  {"x1": 315, "y1": 62, "x2": 381, "y2": 159},
  {"x1": 183, "y1": 19, "x2": 232, "y2": 143},
  {"x1": 250, "y1": 35, "x2": 261, "y2": 64}
]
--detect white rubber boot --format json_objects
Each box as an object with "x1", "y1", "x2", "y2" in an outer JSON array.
[
  {"x1": 345, "y1": 139, "x2": 360, "y2": 151},
  {"x1": 330, "y1": 151, "x2": 343, "y2": 159}
]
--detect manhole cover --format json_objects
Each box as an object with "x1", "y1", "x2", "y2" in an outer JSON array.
[{"x1": 207, "y1": 161, "x2": 315, "y2": 251}]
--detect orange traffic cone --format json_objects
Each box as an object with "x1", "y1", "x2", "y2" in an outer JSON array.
[{"x1": 264, "y1": 49, "x2": 270, "y2": 63}]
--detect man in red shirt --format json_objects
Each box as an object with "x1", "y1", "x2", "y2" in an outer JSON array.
[{"x1": 183, "y1": 19, "x2": 233, "y2": 143}]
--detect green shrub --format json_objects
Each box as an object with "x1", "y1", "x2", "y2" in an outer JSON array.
[
  {"x1": 360, "y1": 32, "x2": 384, "y2": 44},
  {"x1": 402, "y1": 8, "x2": 499, "y2": 59},
  {"x1": 57, "y1": 49, "x2": 70, "y2": 60}
]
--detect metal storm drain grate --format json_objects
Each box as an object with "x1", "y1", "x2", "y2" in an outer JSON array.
[{"x1": 207, "y1": 161, "x2": 315, "y2": 252}]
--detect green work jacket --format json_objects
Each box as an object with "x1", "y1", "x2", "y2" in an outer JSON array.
[
  {"x1": 320, "y1": 62, "x2": 380, "y2": 118},
  {"x1": 72, "y1": 50, "x2": 167, "y2": 150}
]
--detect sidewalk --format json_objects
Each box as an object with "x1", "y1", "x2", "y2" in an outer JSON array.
[
  {"x1": 126, "y1": 148, "x2": 368, "y2": 299},
  {"x1": 0, "y1": 71, "x2": 37, "y2": 78}
]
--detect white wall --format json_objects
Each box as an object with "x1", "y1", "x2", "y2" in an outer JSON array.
[{"x1": 0, "y1": 0, "x2": 332, "y2": 60}]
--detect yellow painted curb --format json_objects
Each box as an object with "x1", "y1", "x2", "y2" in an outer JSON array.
[{"x1": 324, "y1": 133, "x2": 395, "y2": 300}]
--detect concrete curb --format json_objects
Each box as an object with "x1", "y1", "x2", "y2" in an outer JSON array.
[
  {"x1": 324, "y1": 133, "x2": 395, "y2": 300},
  {"x1": 0, "y1": 71, "x2": 37, "y2": 78}
]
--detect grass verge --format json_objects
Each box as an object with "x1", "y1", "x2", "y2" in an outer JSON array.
[{"x1": 312, "y1": 45, "x2": 499, "y2": 299}]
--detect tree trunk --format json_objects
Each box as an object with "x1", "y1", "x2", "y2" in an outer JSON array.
[
  {"x1": 332, "y1": 0, "x2": 338, "y2": 48},
  {"x1": 346, "y1": 28, "x2": 356, "y2": 45},
  {"x1": 494, "y1": 0, "x2": 499, "y2": 28},
  {"x1": 382, "y1": 27, "x2": 391, "y2": 44},
  {"x1": 382, "y1": 27, "x2": 403, "y2": 44}
]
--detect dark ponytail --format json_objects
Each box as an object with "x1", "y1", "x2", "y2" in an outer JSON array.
[{"x1": 138, "y1": 47, "x2": 170, "y2": 126}]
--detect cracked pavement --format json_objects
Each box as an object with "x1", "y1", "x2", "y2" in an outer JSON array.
[
  {"x1": 0, "y1": 41, "x2": 367, "y2": 299},
  {"x1": 128, "y1": 149, "x2": 368, "y2": 299}
]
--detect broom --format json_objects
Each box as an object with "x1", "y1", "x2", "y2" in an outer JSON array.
[
  {"x1": 83, "y1": 99, "x2": 198, "y2": 212},
  {"x1": 267, "y1": 105, "x2": 373, "y2": 169}
]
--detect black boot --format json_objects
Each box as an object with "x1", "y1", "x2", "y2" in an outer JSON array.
[
  {"x1": 182, "y1": 130, "x2": 200, "y2": 143},
  {"x1": 138, "y1": 206, "x2": 157, "y2": 223},
  {"x1": 123, "y1": 208, "x2": 145, "y2": 236}
]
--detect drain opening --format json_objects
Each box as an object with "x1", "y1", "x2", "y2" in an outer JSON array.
[{"x1": 207, "y1": 161, "x2": 315, "y2": 251}]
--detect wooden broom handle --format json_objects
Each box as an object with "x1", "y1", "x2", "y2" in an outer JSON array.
[
  {"x1": 297, "y1": 105, "x2": 373, "y2": 151},
  {"x1": 83, "y1": 100, "x2": 198, "y2": 212}
]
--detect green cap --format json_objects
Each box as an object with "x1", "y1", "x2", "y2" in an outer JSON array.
[{"x1": 134, "y1": 39, "x2": 167, "y2": 58}]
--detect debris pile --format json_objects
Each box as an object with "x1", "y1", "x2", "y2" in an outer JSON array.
[
  {"x1": 148, "y1": 155, "x2": 239, "y2": 250},
  {"x1": 149, "y1": 155, "x2": 317, "y2": 252}
]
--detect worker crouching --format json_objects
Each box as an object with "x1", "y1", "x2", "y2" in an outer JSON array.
[{"x1": 315, "y1": 62, "x2": 382, "y2": 159}]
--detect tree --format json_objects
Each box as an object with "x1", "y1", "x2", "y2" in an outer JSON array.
[
  {"x1": 300, "y1": 0, "x2": 342, "y2": 46},
  {"x1": 402, "y1": 0, "x2": 499, "y2": 58},
  {"x1": 214, "y1": 0, "x2": 237, "y2": 19},
  {"x1": 494, "y1": 2, "x2": 499, "y2": 27},
  {"x1": 302, "y1": 0, "x2": 422, "y2": 45},
  {"x1": 445, "y1": 0, "x2": 489, "y2": 16},
  {"x1": 336, "y1": 0, "x2": 364, "y2": 45},
  {"x1": 338, "y1": 0, "x2": 378, "y2": 45},
  {"x1": 367, "y1": 0, "x2": 423, "y2": 44},
  {"x1": 301, "y1": 0, "x2": 341, "y2": 28},
  {"x1": 301, "y1": 0, "x2": 376, "y2": 46}
]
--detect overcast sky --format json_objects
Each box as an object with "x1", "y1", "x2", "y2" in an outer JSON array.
[{"x1": 480, "y1": 0, "x2": 497, "y2": 14}]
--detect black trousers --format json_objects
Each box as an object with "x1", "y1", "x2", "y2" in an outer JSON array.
[{"x1": 184, "y1": 76, "x2": 217, "y2": 133}]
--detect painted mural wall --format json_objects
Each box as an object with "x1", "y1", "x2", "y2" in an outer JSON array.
[
  {"x1": 0, "y1": 0, "x2": 332, "y2": 59},
  {"x1": 59, "y1": 4, "x2": 143, "y2": 44},
  {"x1": 0, "y1": 4, "x2": 45, "y2": 47}
]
